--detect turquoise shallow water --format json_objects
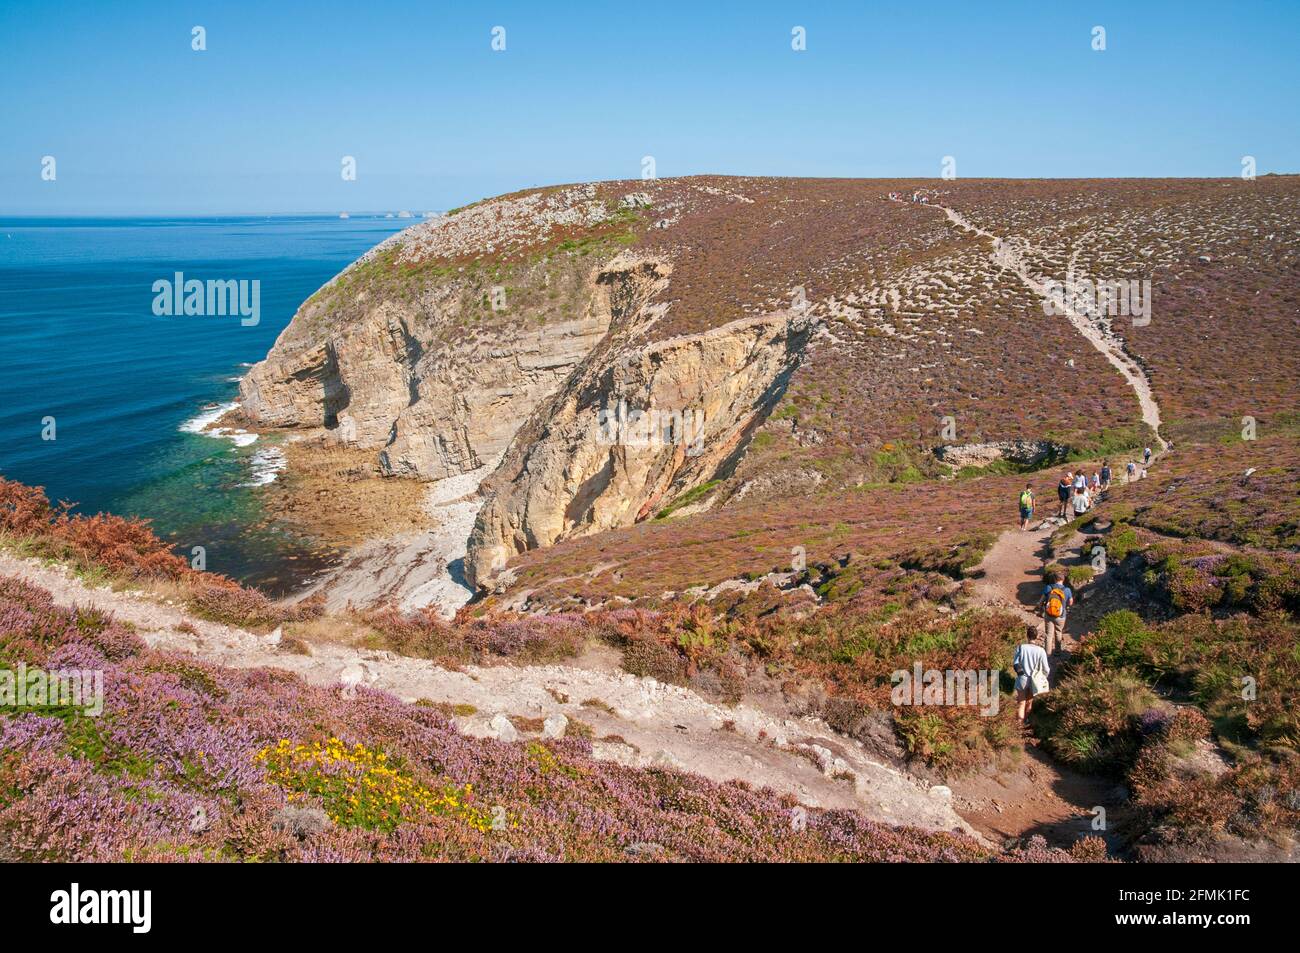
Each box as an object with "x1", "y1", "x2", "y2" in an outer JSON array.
[{"x1": 0, "y1": 215, "x2": 409, "y2": 594}]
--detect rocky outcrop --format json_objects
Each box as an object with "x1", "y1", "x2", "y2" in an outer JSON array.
[
  {"x1": 932, "y1": 439, "x2": 1067, "y2": 471},
  {"x1": 240, "y1": 247, "x2": 621, "y2": 482},
  {"x1": 465, "y1": 310, "x2": 814, "y2": 589}
]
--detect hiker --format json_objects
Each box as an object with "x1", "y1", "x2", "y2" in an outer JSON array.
[
  {"x1": 1144, "y1": 446, "x2": 1153, "y2": 465},
  {"x1": 1056, "y1": 472, "x2": 1072, "y2": 518},
  {"x1": 1089, "y1": 471, "x2": 1102, "y2": 494},
  {"x1": 1100, "y1": 460, "x2": 1112, "y2": 492},
  {"x1": 1018, "y1": 483, "x2": 1035, "y2": 530},
  {"x1": 1072, "y1": 469, "x2": 1087, "y2": 493},
  {"x1": 1126, "y1": 460, "x2": 1137, "y2": 483},
  {"x1": 1013, "y1": 625, "x2": 1051, "y2": 723},
  {"x1": 1071, "y1": 484, "x2": 1091, "y2": 517},
  {"x1": 1039, "y1": 570, "x2": 1074, "y2": 656}
]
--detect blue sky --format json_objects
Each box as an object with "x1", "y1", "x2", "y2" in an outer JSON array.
[{"x1": 2, "y1": 0, "x2": 1297, "y2": 213}]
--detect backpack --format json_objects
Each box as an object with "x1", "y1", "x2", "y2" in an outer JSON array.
[
  {"x1": 1045, "y1": 586, "x2": 1067, "y2": 618},
  {"x1": 1019, "y1": 490, "x2": 1033, "y2": 508}
]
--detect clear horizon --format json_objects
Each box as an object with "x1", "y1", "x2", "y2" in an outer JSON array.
[
  {"x1": 5, "y1": 173, "x2": 1300, "y2": 218},
  {"x1": 3, "y1": 0, "x2": 1298, "y2": 215}
]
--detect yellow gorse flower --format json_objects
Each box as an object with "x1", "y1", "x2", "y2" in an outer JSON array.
[{"x1": 252, "y1": 736, "x2": 497, "y2": 834}]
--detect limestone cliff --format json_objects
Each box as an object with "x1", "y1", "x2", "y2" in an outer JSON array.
[
  {"x1": 464, "y1": 310, "x2": 813, "y2": 588},
  {"x1": 240, "y1": 247, "x2": 614, "y2": 482},
  {"x1": 240, "y1": 180, "x2": 817, "y2": 604}
]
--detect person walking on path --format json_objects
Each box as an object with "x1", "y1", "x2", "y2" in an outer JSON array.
[
  {"x1": 1144, "y1": 446, "x2": 1153, "y2": 465},
  {"x1": 1100, "y1": 460, "x2": 1112, "y2": 493},
  {"x1": 1071, "y1": 484, "x2": 1091, "y2": 518},
  {"x1": 1057, "y1": 472, "x2": 1073, "y2": 518},
  {"x1": 1038, "y1": 571, "x2": 1074, "y2": 656},
  {"x1": 1013, "y1": 626, "x2": 1051, "y2": 723},
  {"x1": 1018, "y1": 483, "x2": 1035, "y2": 530},
  {"x1": 1126, "y1": 460, "x2": 1137, "y2": 483}
]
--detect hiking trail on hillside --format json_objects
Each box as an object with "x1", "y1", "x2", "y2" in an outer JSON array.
[
  {"x1": 904, "y1": 197, "x2": 1167, "y2": 450},
  {"x1": 951, "y1": 460, "x2": 1163, "y2": 850},
  {"x1": 955, "y1": 518, "x2": 1126, "y2": 846}
]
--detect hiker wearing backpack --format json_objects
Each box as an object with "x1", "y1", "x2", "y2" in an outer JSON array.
[
  {"x1": 1100, "y1": 460, "x2": 1112, "y2": 493},
  {"x1": 1013, "y1": 625, "x2": 1051, "y2": 723},
  {"x1": 1126, "y1": 460, "x2": 1137, "y2": 483},
  {"x1": 1056, "y1": 472, "x2": 1072, "y2": 518},
  {"x1": 1144, "y1": 446, "x2": 1152, "y2": 465},
  {"x1": 1018, "y1": 483, "x2": 1034, "y2": 530},
  {"x1": 1039, "y1": 571, "x2": 1074, "y2": 656}
]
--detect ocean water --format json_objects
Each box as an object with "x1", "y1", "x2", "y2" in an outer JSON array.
[{"x1": 0, "y1": 215, "x2": 411, "y2": 594}]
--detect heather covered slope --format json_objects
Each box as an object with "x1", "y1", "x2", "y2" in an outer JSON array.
[
  {"x1": 0, "y1": 487, "x2": 1103, "y2": 862},
  {"x1": 0, "y1": 575, "x2": 1003, "y2": 862},
  {"x1": 1029, "y1": 425, "x2": 1300, "y2": 859}
]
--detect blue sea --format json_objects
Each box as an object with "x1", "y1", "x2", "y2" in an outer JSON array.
[{"x1": 0, "y1": 215, "x2": 412, "y2": 594}]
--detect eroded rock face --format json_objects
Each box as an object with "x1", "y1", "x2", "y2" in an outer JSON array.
[
  {"x1": 240, "y1": 249, "x2": 618, "y2": 481},
  {"x1": 240, "y1": 181, "x2": 816, "y2": 601},
  {"x1": 377, "y1": 314, "x2": 610, "y2": 479},
  {"x1": 465, "y1": 310, "x2": 814, "y2": 589}
]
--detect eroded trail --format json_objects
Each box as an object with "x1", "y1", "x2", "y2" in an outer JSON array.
[
  {"x1": 955, "y1": 466, "x2": 1161, "y2": 848},
  {"x1": 913, "y1": 199, "x2": 1167, "y2": 449},
  {"x1": 954, "y1": 523, "x2": 1122, "y2": 846},
  {"x1": 0, "y1": 551, "x2": 975, "y2": 839}
]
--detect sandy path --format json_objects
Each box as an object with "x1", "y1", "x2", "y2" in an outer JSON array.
[
  {"x1": 953, "y1": 464, "x2": 1166, "y2": 848},
  {"x1": 905, "y1": 198, "x2": 1167, "y2": 449},
  {"x1": 967, "y1": 521, "x2": 1057, "y2": 629},
  {"x1": 0, "y1": 551, "x2": 976, "y2": 837},
  {"x1": 954, "y1": 525, "x2": 1120, "y2": 845}
]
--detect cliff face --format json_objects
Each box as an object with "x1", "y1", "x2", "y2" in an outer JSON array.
[
  {"x1": 240, "y1": 250, "x2": 615, "y2": 483},
  {"x1": 240, "y1": 181, "x2": 822, "y2": 602},
  {"x1": 240, "y1": 182, "x2": 816, "y2": 598},
  {"x1": 464, "y1": 310, "x2": 813, "y2": 588}
]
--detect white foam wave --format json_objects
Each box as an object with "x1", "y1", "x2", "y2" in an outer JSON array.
[
  {"x1": 179, "y1": 401, "x2": 238, "y2": 434},
  {"x1": 241, "y1": 446, "x2": 287, "y2": 487}
]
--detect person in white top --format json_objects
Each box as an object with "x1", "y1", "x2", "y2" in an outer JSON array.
[
  {"x1": 1071, "y1": 485, "x2": 1091, "y2": 516},
  {"x1": 1013, "y1": 627, "x2": 1051, "y2": 723}
]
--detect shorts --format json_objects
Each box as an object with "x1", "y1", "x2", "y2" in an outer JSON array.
[
  {"x1": 1020, "y1": 506, "x2": 1032, "y2": 519},
  {"x1": 1014, "y1": 674, "x2": 1040, "y2": 699}
]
